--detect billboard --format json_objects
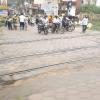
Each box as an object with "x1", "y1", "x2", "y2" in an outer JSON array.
[
  {"x1": 0, "y1": 10, "x2": 7, "y2": 15},
  {"x1": 0, "y1": 0, "x2": 7, "y2": 5},
  {"x1": 62, "y1": 0, "x2": 76, "y2": 1},
  {"x1": 0, "y1": 0, "x2": 8, "y2": 15},
  {"x1": 0, "y1": 0, "x2": 8, "y2": 9},
  {"x1": 41, "y1": 3, "x2": 58, "y2": 15}
]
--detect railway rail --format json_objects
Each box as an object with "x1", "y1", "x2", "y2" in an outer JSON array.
[
  {"x1": 0, "y1": 33, "x2": 100, "y2": 46},
  {"x1": 0, "y1": 32, "x2": 100, "y2": 85},
  {"x1": 0, "y1": 56, "x2": 100, "y2": 86},
  {"x1": 0, "y1": 44, "x2": 100, "y2": 84},
  {"x1": 0, "y1": 44, "x2": 100, "y2": 63}
]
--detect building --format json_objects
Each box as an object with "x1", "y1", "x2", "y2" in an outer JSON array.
[
  {"x1": 59, "y1": 0, "x2": 81, "y2": 16},
  {"x1": 82, "y1": 0, "x2": 100, "y2": 6},
  {"x1": 96, "y1": 0, "x2": 100, "y2": 6},
  {"x1": 82, "y1": 0, "x2": 96, "y2": 5}
]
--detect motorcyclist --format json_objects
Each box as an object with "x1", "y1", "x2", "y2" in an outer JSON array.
[
  {"x1": 52, "y1": 16, "x2": 60, "y2": 32},
  {"x1": 48, "y1": 15, "x2": 53, "y2": 28},
  {"x1": 62, "y1": 16, "x2": 70, "y2": 29},
  {"x1": 41, "y1": 15, "x2": 49, "y2": 25},
  {"x1": 37, "y1": 15, "x2": 49, "y2": 34}
]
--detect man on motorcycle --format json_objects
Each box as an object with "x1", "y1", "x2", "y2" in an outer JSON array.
[
  {"x1": 62, "y1": 16, "x2": 70, "y2": 28},
  {"x1": 52, "y1": 16, "x2": 61, "y2": 33},
  {"x1": 48, "y1": 15, "x2": 53, "y2": 28},
  {"x1": 38, "y1": 15, "x2": 49, "y2": 35},
  {"x1": 41, "y1": 15, "x2": 49, "y2": 25},
  {"x1": 62, "y1": 15, "x2": 75, "y2": 32}
]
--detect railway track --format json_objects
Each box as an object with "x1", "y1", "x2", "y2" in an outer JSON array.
[
  {"x1": 0, "y1": 44, "x2": 100, "y2": 63},
  {"x1": 0, "y1": 32, "x2": 100, "y2": 85},
  {"x1": 0, "y1": 33, "x2": 100, "y2": 46},
  {"x1": 0, "y1": 56, "x2": 100, "y2": 86},
  {"x1": 0, "y1": 44, "x2": 100, "y2": 84}
]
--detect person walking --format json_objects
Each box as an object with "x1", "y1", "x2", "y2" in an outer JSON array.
[
  {"x1": 24, "y1": 16, "x2": 28, "y2": 31},
  {"x1": 81, "y1": 16, "x2": 89, "y2": 33},
  {"x1": 19, "y1": 13, "x2": 26, "y2": 30},
  {"x1": 7, "y1": 16, "x2": 13, "y2": 30},
  {"x1": 13, "y1": 15, "x2": 17, "y2": 30}
]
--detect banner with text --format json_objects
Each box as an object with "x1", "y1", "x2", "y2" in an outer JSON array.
[{"x1": 0, "y1": 0, "x2": 8, "y2": 10}]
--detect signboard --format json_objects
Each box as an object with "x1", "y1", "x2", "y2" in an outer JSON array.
[
  {"x1": 68, "y1": 6, "x2": 76, "y2": 16},
  {"x1": 41, "y1": 3, "x2": 58, "y2": 15},
  {"x1": 52, "y1": 4, "x2": 58, "y2": 16},
  {"x1": 62, "y1": 0, "x2": 76, "y2": 1},
  {"x1": 0, "y1": 10, "x2": 7, "y2": 15},
  {"x1": 0, "y1": 0, "x2": 8, "y2": 15},
  {"x1": 41, "y1": 3, "x2": 53, "y2": 15},
  {"x1": 34, "y1": 0, "x2": 45, "y2": 4},
  {"x1": 0, "y1": 0, "x2": 7, "y2": 9},
  {"x1": 32, "y1": 4, "x2": 41, "y2": 9},
  {"x1": 0, "y1": 0, "x2": 7, "y2": 5}
]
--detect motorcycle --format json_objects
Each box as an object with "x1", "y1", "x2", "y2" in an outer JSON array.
[
  {"x1": 61, "y1": 20, "x2": 75, "y2": 33},
  {"x1": 67, "y1": 20, "x2": 75, "y2": 32},
  {"x1": 52, "y1": 23, "x2": 60, "y2": 33},
  {"x1": 38, "y1": 22, "x2": 48, "y2": 35}
]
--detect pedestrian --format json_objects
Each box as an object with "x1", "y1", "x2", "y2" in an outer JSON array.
[
  {"x1": 5, "y1": 17, "x2": 8, "y2": 27},
  {"x1": 7, "y1": 16, "x2": 13, "y2": 30},
  {"x1": 81, "y1": 16, "x2": 89, "y2": 33},
  {"x1": 19, "y1": 13, "x2": 26, "y2": 30},
  {"x1": 13, "y1": 15, "x2": 17, "y2": 30},
  {"x1": 24, "y1": 16, "x2": 28, "y2": 31},
  {"x1": 36, "y1": 15, "x2": 39, "y2": 25}
]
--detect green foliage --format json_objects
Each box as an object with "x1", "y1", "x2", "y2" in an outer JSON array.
[
  {"x1": 81, "y1": 4, "x2": 100, "y2": 14},
  {"x1": 92, "y1": 20, "x2": 100, "y2": 31},
  {"x1": 16, "y1": 96, "x2": 24, "y2": 100}
]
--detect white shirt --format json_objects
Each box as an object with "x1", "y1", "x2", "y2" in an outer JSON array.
[
  {"x1": 82, "y1": 18, "x2": 88, "y2": 25},
  {"x1": 57, "y1": 18, "x2": 61, "y2": 24},
  {"x1": 66, "y1": 17, "x2": 70, "y2": 21},
  {"x1": 53, "y1": 18, "x2": 58, "y2": 24},
  {"x1": 42, "y1": 18, "x2": 48, "y2": 24},
  {"x1": 19, "y1": 15, "x2": 26, "y2": 22}
]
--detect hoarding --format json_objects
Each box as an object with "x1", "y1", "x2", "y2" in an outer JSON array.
[
  {"x1": 0, "y1": 0, "x2": 8, "y2": 15},
  {"x1": 62, "y1": 0, "x2": 76, "y2": 1},
  {"x1": 41, "y1": 3, "x2": 58, "y2": 15},
  {"x1": 0, "y1": 0, "x2": 7, "y2": 5},
  {"x1": 0, "y1": 10, "x2": 7, "y2": 15},
  {"x1": 68, "y1": 6, "x2": 76, "y2": 16},
  {"x1": 34, "y1": 0, "x2": 45, "y2": 4}
]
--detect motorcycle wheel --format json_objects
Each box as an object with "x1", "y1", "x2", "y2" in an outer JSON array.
[
  {"x1": 38, "y1": 29, "x2": 41, "y2": 34},
  {"x1": 68, "y1": 25, "x2": 75, "y2": 32},
  {"x1": 60, "y1": 27, "x2": 65, "y2": 34},
  {"x1": 44, "y1": 29, "x2": 48, "y2": 35}
]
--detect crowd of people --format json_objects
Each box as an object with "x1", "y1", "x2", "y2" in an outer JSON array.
[
  {"x1": 5, "y1": 13, "x2": 89, "y2": 33},
  {"x1": 5, "y1": 13, "x2": 35, "y2": 31}
]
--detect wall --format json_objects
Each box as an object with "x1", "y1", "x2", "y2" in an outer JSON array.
[
  {"x1": 34, "y1": 0, "x2": 45, "y2": 4},
  {"x1": 96, "y1": 0, "x2": 100, "y2": 6},
  {"x1": 82, "y1": 0, "x2": 96, "y2": 5},
  {"x1": 34, "y1": 0, "x2": 60, "y2": 4}
]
